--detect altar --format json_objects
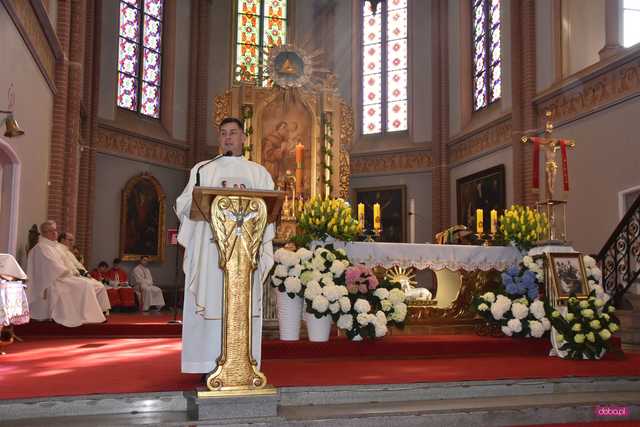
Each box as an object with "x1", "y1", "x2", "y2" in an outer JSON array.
[{"x1": 343, "y1": 242, "x2": 521, "y2": 325}]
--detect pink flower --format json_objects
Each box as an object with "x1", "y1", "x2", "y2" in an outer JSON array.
[
  {"x1": 345, "y1": 266, "x2": 362, "y2": 285},
  {"x1": 368, "y1": 275, "x2": 379, "y2": 290},
  {"x1": 358, "y1": 284, "x2": 368, "y2": 294}
]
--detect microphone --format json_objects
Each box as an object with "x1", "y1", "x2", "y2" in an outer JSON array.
[{"x1": 194, "y1": 152, "x2": 233, "y2": 187}]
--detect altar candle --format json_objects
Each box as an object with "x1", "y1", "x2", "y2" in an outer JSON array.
[
  {"x1": 357, "y1": 203, "x2": 365, "y2": 230},
  {"x1": 490, "y1": 209, "x2": 498, "y2": 234},
  {"x1": 295, "y1": 143, "x2": 304, "y2": 195},
  {"x1": 409, "y1": 198, "x2": 415, "y2": 243},
  {"x1": 373, "y1": 203, "x2": 381, "y2": 232},
  {"x1": 476, "y1": 209, "x2": 483, "y2": 234}
]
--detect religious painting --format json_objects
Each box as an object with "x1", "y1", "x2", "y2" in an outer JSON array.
[
  {"x1": 120, "y1": 174, "x2": 165, "y2": 262},
  {"x1": 260, "y1": 98, "x2": 313, "y2": 197},
  {"x1": 548, "y1": 253, "x2": 589, "y2": 300},
  {"x1": 456, "y1": 165, "x2": 505, "y2": 232},
  {"x1": 354, "y1": 186, "x2": 406, "y2": 242}
]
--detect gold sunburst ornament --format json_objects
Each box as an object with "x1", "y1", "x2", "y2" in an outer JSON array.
[{"x1": 385, "y1": 266, "x2": 417, "y2": 288}]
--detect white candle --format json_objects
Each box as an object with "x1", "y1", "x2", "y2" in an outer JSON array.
[{"x1": 409, "y1": 198, "x2": 415, "y2": 243}]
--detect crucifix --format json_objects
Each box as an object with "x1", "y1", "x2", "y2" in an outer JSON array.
[{"x1": 521, "y1": 111, "x2": 576, "y2": 242}]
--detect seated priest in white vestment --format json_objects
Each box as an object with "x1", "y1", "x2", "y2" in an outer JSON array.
[
  {"x1": 26, "y1": 220, "x2": 106, "y2": 327},
  {"x1": 175, "y1": 117, "x2": 275, "y2": 374},
  {"x1": 57, "y1": 232, "x2": 111, "y2": 314},
  {"x1": 130, "y1": 256, "x2": 165, "y2": 311}
]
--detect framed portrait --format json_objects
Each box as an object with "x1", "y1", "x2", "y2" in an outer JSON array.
[
  {"x1": 354, "y1": 186, "x2": 406, "y2": 242},
  {"x1": 120, "y1": 173, "x2": 166, "y2": 262},
  {"x1": 548, "y1": 253, "x2": 589, "y2": 299},
  {"x1": 456, "y1": 164, "x2": 506, "y2": 231}
]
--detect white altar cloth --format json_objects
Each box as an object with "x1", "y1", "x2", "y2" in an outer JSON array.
[{"x1": 339, "y1": 242, "x2": 521, "y2": 272}]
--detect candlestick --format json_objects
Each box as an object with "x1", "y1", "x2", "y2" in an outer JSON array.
[
  {"x1": 409, "y1": 198, "x2": 415, "y2": 243},
  {"x1": 490, "y1": 209, "x2": 498, "y2": 234},
  {"x1": 295, "y1": 143, "x2": 304, "y2": 196},
  {"x1": 358, "y1": 203, "x2": 365, "y2": 231},
  {"x1": 373, "y1": 203, "x2": 381, "y2": 232},
  {"x1": 476, "y1": 209, "x2": 484, "y2": 234}
]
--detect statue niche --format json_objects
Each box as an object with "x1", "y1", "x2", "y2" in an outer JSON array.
[{"x1": 260, "y1": 100, "x2": 313, "y2": 196}]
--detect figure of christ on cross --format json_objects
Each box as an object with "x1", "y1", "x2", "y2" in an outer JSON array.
[{"x1": 521, "y1": 111, "x2": 576, "y2": 201}]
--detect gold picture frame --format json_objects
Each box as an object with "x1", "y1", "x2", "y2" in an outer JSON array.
[
  {"x1": 119, "y1": 173, "x2": 166, "y2": 262},
  {"x1": 547, "y1": 252, "x2": 589, "y2": 300}
]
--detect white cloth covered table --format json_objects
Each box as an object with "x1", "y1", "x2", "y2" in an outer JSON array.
[
  {"x1": 338, "y1": 242, "x2": 521, "y2": 271},
  {"x1": 0, "y1": 280, "x2": 29, "y2": 326}
]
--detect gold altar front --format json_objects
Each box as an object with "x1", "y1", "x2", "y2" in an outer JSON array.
[{"x1": 200, "y1": 194, "x2": 273, "y2": 397}]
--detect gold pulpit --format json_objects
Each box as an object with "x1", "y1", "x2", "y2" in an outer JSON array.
[{"x1": 190, "y1": 187, "x2": 283, "y2": 396}]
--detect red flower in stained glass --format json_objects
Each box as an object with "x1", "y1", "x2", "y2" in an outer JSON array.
[
  {"x1": 392, "y1": 104, "x2": 401, "y2": 112},
  {"x1": 368, "y1": 93, "x2": 375, "y2": 101},
  {"x1": 393, "y1": 58, "x2": 400, "y2": 66},
  {"x1": 367, "y1": 108, "x2": 375, "y2": 116},
  {"x1": 393, "y1": 120, "x2": 401, "y2": 128}
]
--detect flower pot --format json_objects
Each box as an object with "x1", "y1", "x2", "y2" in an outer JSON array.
[
  {"x1": 305, "y1": 312, "x2": 332, "y2": 342},
  {"x1": 276, "y1": 292, "x2": 303, "y2": 341}
]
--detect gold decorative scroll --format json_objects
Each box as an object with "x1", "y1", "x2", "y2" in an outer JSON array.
[{"x1": 202, "y1": 195, "x2": 271, "y2": 395}]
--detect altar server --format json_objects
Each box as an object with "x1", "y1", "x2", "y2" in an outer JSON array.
[
  {"x1": 175, "y1": 117, "x2": 275, "y2": 374},
  {"x1": 131, "y1": 256, "x2": 165, "y2": 311}
]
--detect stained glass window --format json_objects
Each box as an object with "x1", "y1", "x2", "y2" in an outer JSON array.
[
  {"x1": 362, "y1": 0, "x2": 408, "y2": 135},
  {"x1": 235, "y1": 0, "x2": 287, "y2": 86},
  {"x1": 117, "y1": 0, "x2": 164, "y2": 118},
  {"x1": 472, "y1": 0, "x2": 501, "y2": 111},
  {"x1": 624, "y1": 0, "x2": 640, "y2": 47}
]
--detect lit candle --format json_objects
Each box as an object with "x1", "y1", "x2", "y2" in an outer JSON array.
[
  {"x1": 490, "y1": 209, "x2": 498, "y2": 234},
  {"x1": 373, "y1": 203, "x2": 381, "y2": 232},
  {"x1": 476, "y1": 209, "x2": 484, "y2": 234},
  {"x1": 357, "y1": 203, "x2": 365, "y2": 231},
  {"x1": 295, "y1": 143, "x2": 304, "y2": 196}
]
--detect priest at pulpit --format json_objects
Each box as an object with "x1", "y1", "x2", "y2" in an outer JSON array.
[{"x1": 175, "y1": 117, "x2": 276, "y2": 374}]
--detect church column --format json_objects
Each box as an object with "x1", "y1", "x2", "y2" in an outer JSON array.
[
  {"x1": 77, "y1": 0, "x2": 100, "y2": 262},
  {"x1": 62, "y1": 0, "x2": 87, "y2": 236},
  {"x1": 600, "y1": 0, "x2": 624, "y2": 60},
  {"x1": 511, "y1": 0, "x2": 537, "y2": 206},
  {"x1": 47, "y1": 0, "x2": 71, "y2": 227},
  {"x1": 187, "y1": 0, "x2": 210, "y2": 166},
  {"x1": 431, "y1": 0, "x2": 450, "y2": 237}
]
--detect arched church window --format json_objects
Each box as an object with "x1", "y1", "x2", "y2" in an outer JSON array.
[
  {"x1": 117, "y1": 0, "x2": 164, "y2": 119},
  {"x1": 235, "y1": 0, "x2": 288, "y2": 86},
  {"x1": 624, "y1": 0, "x2": 640, "y2": 47},
  {"x1": 472, "y1": 0, "x2": 501, "y2": 111},
  {"x1": 362, "y1": 0, "x2": 408, "y2": 135}
]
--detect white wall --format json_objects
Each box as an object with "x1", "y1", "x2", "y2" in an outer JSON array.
[
  {"x1": 0, "y1": 6, "x2": 54, "y2": 263},
  {"x1": 562, "y1": 0, "x2": 605, "y2": 77},
  {"x1": 550, "y1": 98, "x2": 640, "y2": 254}
]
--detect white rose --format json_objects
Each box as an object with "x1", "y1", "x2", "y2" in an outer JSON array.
[
  {"x1": 275, "y1": 248, "x2": 299, "y2": 266},
  {"x1": 528, "y1": 320, "x2": 544, "y2": 338},
  {"x1": 530, "y1": 300, "x2": 546, "y2": 320},
  {"x1": 330, "y1": 260, "x2": 347, "y2": 277},
  {"x1": 374, "y1": 321, "x2": 388, "y2": 337},
  {"x1": 482, "y1": 292, "x2": 496, "y2": 303},
  {"x1": 336, "y1": 248, "x2": 347, "y2": 257},
  {"x1": 296, "y1": 247, "x2": 313, "y2": 261},
  {"x1": 339, "y1": 296, "x2": 351, "y2": 312},
  {"x1": 337, "y1": 314, "x2": 353, "y2": 330},
  {"x1": 354, "y1": 298, "x2": 371, "y2": 314},
  {"x1": 507, "y1": 318, "x2": 523, "y2": 333},
  {"x1": 271, "y1": 276, "x2": 283, "y2": 286},
  {"x1": 284, "y1": 276, "x2": 302, "y2": 294},
  {"x1": 501, "y1": 325, "x2": 513, "y2": 336},
  {"x1": 312, "y1": 256, "x2": 326, "y2": 271},
  {"x1": 357, "y1": 312, "x2": 369, "y2": 326},
  {"x1": 274, "y1": 264, "x2": 289, "y2": 278},
  {"x1": 311, "y1": 295, "x2": 329, "y2": 313},
  {"x1": 389, "y1": 288, "x2": 405, "y2": 305},
  {"x1": 288, "y1": 264, "x2": 302, "y2": 278},
  {"x1": 374, "y1": 288, "x2": 390, "y2": 300},
  {"x1": 381, "y1": 299, "x2": 392, "y2": 311},
  {"x1": 478, "y1": 303, "x2": 489, "y2": 312},
  {"x1": 304, "y1": 281, "x2": 322, "y2": 299},
  {"x1": 322, "y1": 285, "x2": 341, "y2": 302},
  {"x1": 522, "y1": 256, "x2": 533, "y2": 267},
  {"x1": 329, "y1": 302, "x2": 340, "y2": 314},
  {"x1": 392, "y1": 303, "x2": 407, "y2": 322},
  {"x1": 490, "y1": 295, "x2": 512, "y2": 320},
  {"x1": 511, "y1": 303, "x2": 528, "y2": 321},
  {"x1": 337, "y1": 285, "x2": 349, "y2": 297},
  {"x1": 583, "y1": 255, "x2": 597, "y2": 268},
  {"x1": 541, "y1": 317, "x2": 551, "y2": 331}
]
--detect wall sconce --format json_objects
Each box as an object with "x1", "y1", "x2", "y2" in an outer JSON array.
[{"x1": 0, "y1": 110, "x2": 24, "y2": 137}]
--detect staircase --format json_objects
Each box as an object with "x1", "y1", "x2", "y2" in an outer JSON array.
[{"x1": 597, "y1": 193, "x2": 640, "y2": 344}]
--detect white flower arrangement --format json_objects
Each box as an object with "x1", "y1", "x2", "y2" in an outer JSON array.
[
  {"x1": 271, "y1": 248, "x2": 305, "y2": 298},
  {"x1": 302, "y1": 244, "x2": 351, "y2": 319}
]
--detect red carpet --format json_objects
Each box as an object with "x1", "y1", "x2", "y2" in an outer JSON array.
[
  {"x1": 13, "y1": 313, "x2": 182, "y2": 337},
  {"x1": 0, "y1": 335, "x2": 638, "y2": 400}
]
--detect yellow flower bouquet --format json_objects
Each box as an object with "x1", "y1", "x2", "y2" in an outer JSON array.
[
  {"x1": 296, "y1": 196, "x2": 360, "y2": 244},
  {"x1": 498, "y1": 205, "x2": 549, "y2": 251}
]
